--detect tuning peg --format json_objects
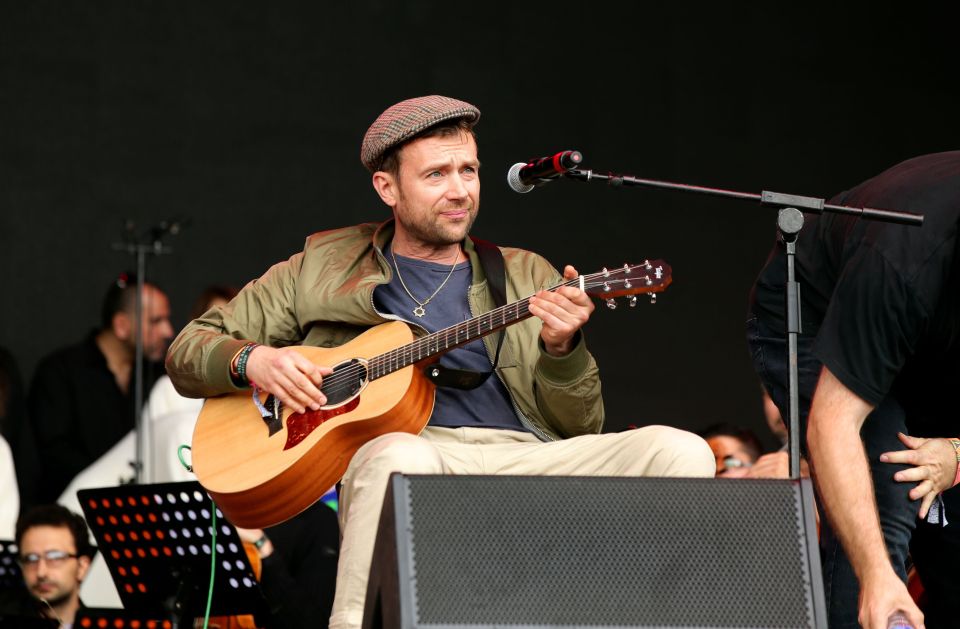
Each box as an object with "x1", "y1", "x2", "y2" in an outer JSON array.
[
  {"x1": 644, "y1": 259, "x2": 652, "y2": 270},
  {"x1": 623, "y1": 279, "x2": 632, "y2": 289},
  {"x1": 605, "y1": 299, "x2": 617, "y2": 310},
  {"x1": 602, "y1": 267, "x2": 610, "y2": 277},
  {"x1": 650, "y1": 294, "x2": 657, "y2": 304},
  {"x1": 603, "y1": 282, "x2": 611, "y2": 292},
  {"x1": 629, "y1": 295, "x2": 637, "y2": 307},
  {"x1": 623, "y1": 263, "x2": 631, "y2": 275}
]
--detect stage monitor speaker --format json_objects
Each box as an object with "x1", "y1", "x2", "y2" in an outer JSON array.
[{"x1": 364, "y1": 474, "x2": 825, "y2": 628}]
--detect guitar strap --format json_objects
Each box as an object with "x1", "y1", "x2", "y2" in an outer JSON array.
[{"x1": 423, "y1": 237, "x2": 507, "y2": 390}]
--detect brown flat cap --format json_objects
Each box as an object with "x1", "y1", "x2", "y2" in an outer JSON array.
[{"x1": 361, "y1": 95, "x2": 480, "y2": 172}]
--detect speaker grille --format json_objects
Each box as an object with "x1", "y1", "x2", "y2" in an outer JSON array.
[{"x1": 402, "y1": 476, "x2": 813, "y2": 627}]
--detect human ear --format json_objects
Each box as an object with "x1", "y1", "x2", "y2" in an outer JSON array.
[
  {"x1": 371, "y1": 171, "x2": 399, "y2": 208},
  {"x1": 112, "y1": 312, "x2": 133, "y2": 340},
  {"x1": 76, "y1": 555, "x2": 91, "y2": 583}
]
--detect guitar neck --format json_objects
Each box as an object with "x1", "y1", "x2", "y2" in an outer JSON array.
[
  {"x1": 366, "y1": 287, "x2": 555, "y2": 381},
  {"x1": 363, "y1": 260, "x2": 670, "y2": 382}
]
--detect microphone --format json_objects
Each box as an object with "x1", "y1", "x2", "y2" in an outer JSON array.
[{"x1": 507, "y1": 150, "x2": 583, "y2": 193}]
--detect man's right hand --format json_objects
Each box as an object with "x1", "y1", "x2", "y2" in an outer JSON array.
[
  {"x1": 245, "y1": 346, "x2": 331, "y2": 414},
  {"x1": 859, "y1": 568, "x2": 924, "y2": 629}
]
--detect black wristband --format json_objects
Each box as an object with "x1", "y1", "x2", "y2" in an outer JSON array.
[{"x1": 235, "y1": 342, "x2": 259, "y2": 385}]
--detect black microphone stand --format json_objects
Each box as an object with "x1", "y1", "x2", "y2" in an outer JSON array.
[
  {"x1": 562, "y1": 166, "x2": 923, "y2": 479},
  {"x1": 112, "y1": 219, "x2": 183, "y2": 484}
]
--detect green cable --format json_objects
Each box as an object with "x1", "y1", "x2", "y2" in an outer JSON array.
[
  {"x1": 177, "y1": 444, "x2": 193, "y2": 472},
  {"x1": 203, "y1": 502, "x2": 217, "y2": 629},
  {"x1": 176, "y1": 444, "x2": 215, "y2": 629}
]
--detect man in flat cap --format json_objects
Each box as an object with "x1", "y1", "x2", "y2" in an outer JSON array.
[{"x1": 167, "y1": 95, "x2": 713, "y2": 627}]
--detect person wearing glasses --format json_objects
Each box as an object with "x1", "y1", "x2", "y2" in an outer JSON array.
[
  {"x1": 1, "y1": 504, "x2": 94, "y2": 627},
  {"x1": 698, "y1": 423, "x2": 762, "y2": 477}
]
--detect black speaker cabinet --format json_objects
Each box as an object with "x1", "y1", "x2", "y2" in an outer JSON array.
[{"x1": 364, "y1": 474, "x2": 826, "y2": 628}]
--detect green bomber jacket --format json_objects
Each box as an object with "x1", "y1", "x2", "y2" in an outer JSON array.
[{"x1": 165, "y1": 220, "x2": 604, "y2": 440}]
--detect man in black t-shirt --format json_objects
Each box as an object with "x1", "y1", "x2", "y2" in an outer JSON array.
[
  {"x1": 27, "y1": 274, "x2": 174, "y2": 503},
  {"x1": 748, "y1": 151, "x2": 960, "y2": 629}
]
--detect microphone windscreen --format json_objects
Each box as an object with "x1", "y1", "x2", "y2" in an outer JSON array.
[{"x1": 506, "y1": 162, "x2": 535, "y2": 194}]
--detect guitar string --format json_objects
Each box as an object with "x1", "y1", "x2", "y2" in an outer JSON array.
[
  {"x1": 285, "y1": 269, "x2": 659, "y2": 402},
  {"x1": 293, "y1": 271, "x2": 659, "y2": 401},
  {"x1": 310, "y1": 292, "x2": 548, "y2": 398},
  {"x1": 309, "y1": 270, "x2": 659, "y2": 399}
]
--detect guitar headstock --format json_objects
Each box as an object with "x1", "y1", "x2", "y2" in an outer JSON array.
[{"x1": 578, "y1": 260, "x2": 672, "y2": 308}]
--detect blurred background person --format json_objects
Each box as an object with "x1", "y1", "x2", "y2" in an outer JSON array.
[
  {"x1": 234, "y1": 500, "x2": 340, "y2": 629},
  {"x1": 0, "y1": 433, "x2": 17, "y2": 539},
  {"x1": 700, "y1": 423, "x2": 762, "y2": 478},
  {"x1": 747, "y1": 387, "x2": 811, "y2": 479},
  {"x1": 1, "y1": 345, "x2": 33, "y2": 515},
  {"x1": 27, "y1": 274, "x2": 174, "y2": 502},
  {"x1": 143, "y1": 285, "x2": 238, "y2": 482},
  {"x1": 55, "y1": 284, "x2": 235, "y2": 608}
]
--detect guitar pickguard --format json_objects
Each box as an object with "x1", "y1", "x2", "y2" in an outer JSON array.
[
  {"x1": 284, "y1": 396, "x2": 361, "y2": 450},
  {"x1": 283, "y1": 357, "x2": 368, "y2": 450}
]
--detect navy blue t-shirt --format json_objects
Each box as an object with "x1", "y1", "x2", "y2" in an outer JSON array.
[{"x1": 374, "y1": 247, "x2": 527, "y2": 431}]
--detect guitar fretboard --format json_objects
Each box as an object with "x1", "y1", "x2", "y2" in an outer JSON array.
[
  {"x1": 337, "y1": 260, "x2": 665, "y2": 384},
  {"x1": 367, "y1": 294, "x2": 541, "y2": 381}
]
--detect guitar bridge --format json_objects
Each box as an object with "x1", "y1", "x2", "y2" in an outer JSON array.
[{"x1": 252, "y1": 387, "x2": 284, "y2": 436}]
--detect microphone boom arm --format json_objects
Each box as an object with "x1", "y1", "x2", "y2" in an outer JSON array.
[{"x1": 562, "y1": 168, "x2": 923, "y2": 225}]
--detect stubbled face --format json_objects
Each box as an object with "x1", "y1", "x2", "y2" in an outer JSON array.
[
  {"x1": 19, "y1": 525, "x2": 89, "y2": 610},
  {"x1": 378, "y1": 131, "x2": 480, "y2": 254},
  {"x1": 116, "y1": 284, "x2": 175, "y2": 361},
  {"x1": 707, "y1": 435, "x2": 756, "y2": 477}
]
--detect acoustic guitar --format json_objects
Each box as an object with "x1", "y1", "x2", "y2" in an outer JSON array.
[{"x1": 192, "y1": 261, "x2": 672, "y2": 528}]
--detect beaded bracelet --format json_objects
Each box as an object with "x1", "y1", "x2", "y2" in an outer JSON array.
[
  {"x1": 950, "y1": 438, "x2": 960, "y2": 487},
  {"x1": 230, "y1": 342, "x2": 259, "y2": 386}
]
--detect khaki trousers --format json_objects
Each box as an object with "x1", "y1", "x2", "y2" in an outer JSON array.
[{"x1": 328, "y1": 425, "x2": 714, "y2": 628}]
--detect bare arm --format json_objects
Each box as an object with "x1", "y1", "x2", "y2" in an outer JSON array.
[{"x1": 807, "y1": 367, "x2": 923, "y2": 629}]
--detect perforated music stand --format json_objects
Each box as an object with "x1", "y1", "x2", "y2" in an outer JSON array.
[
  {"x1": 75, "y1": 607, "x2": 173, "y2": 628},
  {"x1": 0, "y1": 540, "x2": 22, "y2": 592},
  {"x1": 0, "y1": 539, "x2": 58, "y2": 627},
  {"x1": 77, "y1": 481, "x2": 265, "y2": 626}
]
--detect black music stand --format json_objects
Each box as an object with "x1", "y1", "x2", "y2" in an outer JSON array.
[
  {"x1": 0, "y1": 617, "x2": 57, "y2": 628},
  {"x1": 0, "y1": 540, "x2": 57, "y2": 627},
  {"x1": 75, "y1": 607, "x2": 173, "y2": 628},
  {"x1": 77, "y1": 481, "x2": 265, "y2": 628},
  {"x1": 0, "y1": 541, "x2": 21, "y2": 592}
]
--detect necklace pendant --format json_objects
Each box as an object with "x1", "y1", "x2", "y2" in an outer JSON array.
[{"x1": 413, "y1": 305, "x2": 426, "y2": 318}]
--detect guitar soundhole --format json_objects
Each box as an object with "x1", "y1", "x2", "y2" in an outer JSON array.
[{"x1": 322, "y1": 358, "x2": 367, "y2": 406}]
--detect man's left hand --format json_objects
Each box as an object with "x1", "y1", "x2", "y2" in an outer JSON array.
[
  {"x1": 880, "y1": 432, "x2": 958, "y2": 519},
  {"x1": 529, "y1": 265, "x2": 594, "y2": 357}
]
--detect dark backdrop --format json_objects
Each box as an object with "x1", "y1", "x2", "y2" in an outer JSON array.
[{"x1": 2, "y1": 1, "x2": 957, "y2": 451}]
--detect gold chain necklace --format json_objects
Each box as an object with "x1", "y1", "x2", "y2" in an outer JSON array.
[{"x1": 391, "y1": 246, "x2": 461, "y2": 318}]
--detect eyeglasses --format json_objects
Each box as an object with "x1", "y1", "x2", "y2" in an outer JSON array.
[
  {"x1": 18, "y1": 550, "x2": 78, "y2": 568},
  {"x1": 721, "y1": 455, "x2": 753, "y2": 471}
]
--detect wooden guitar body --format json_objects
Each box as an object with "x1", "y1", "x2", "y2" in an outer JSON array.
[{"x1": 192, "y1": 321, "x2": 435, "y2": 528}]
